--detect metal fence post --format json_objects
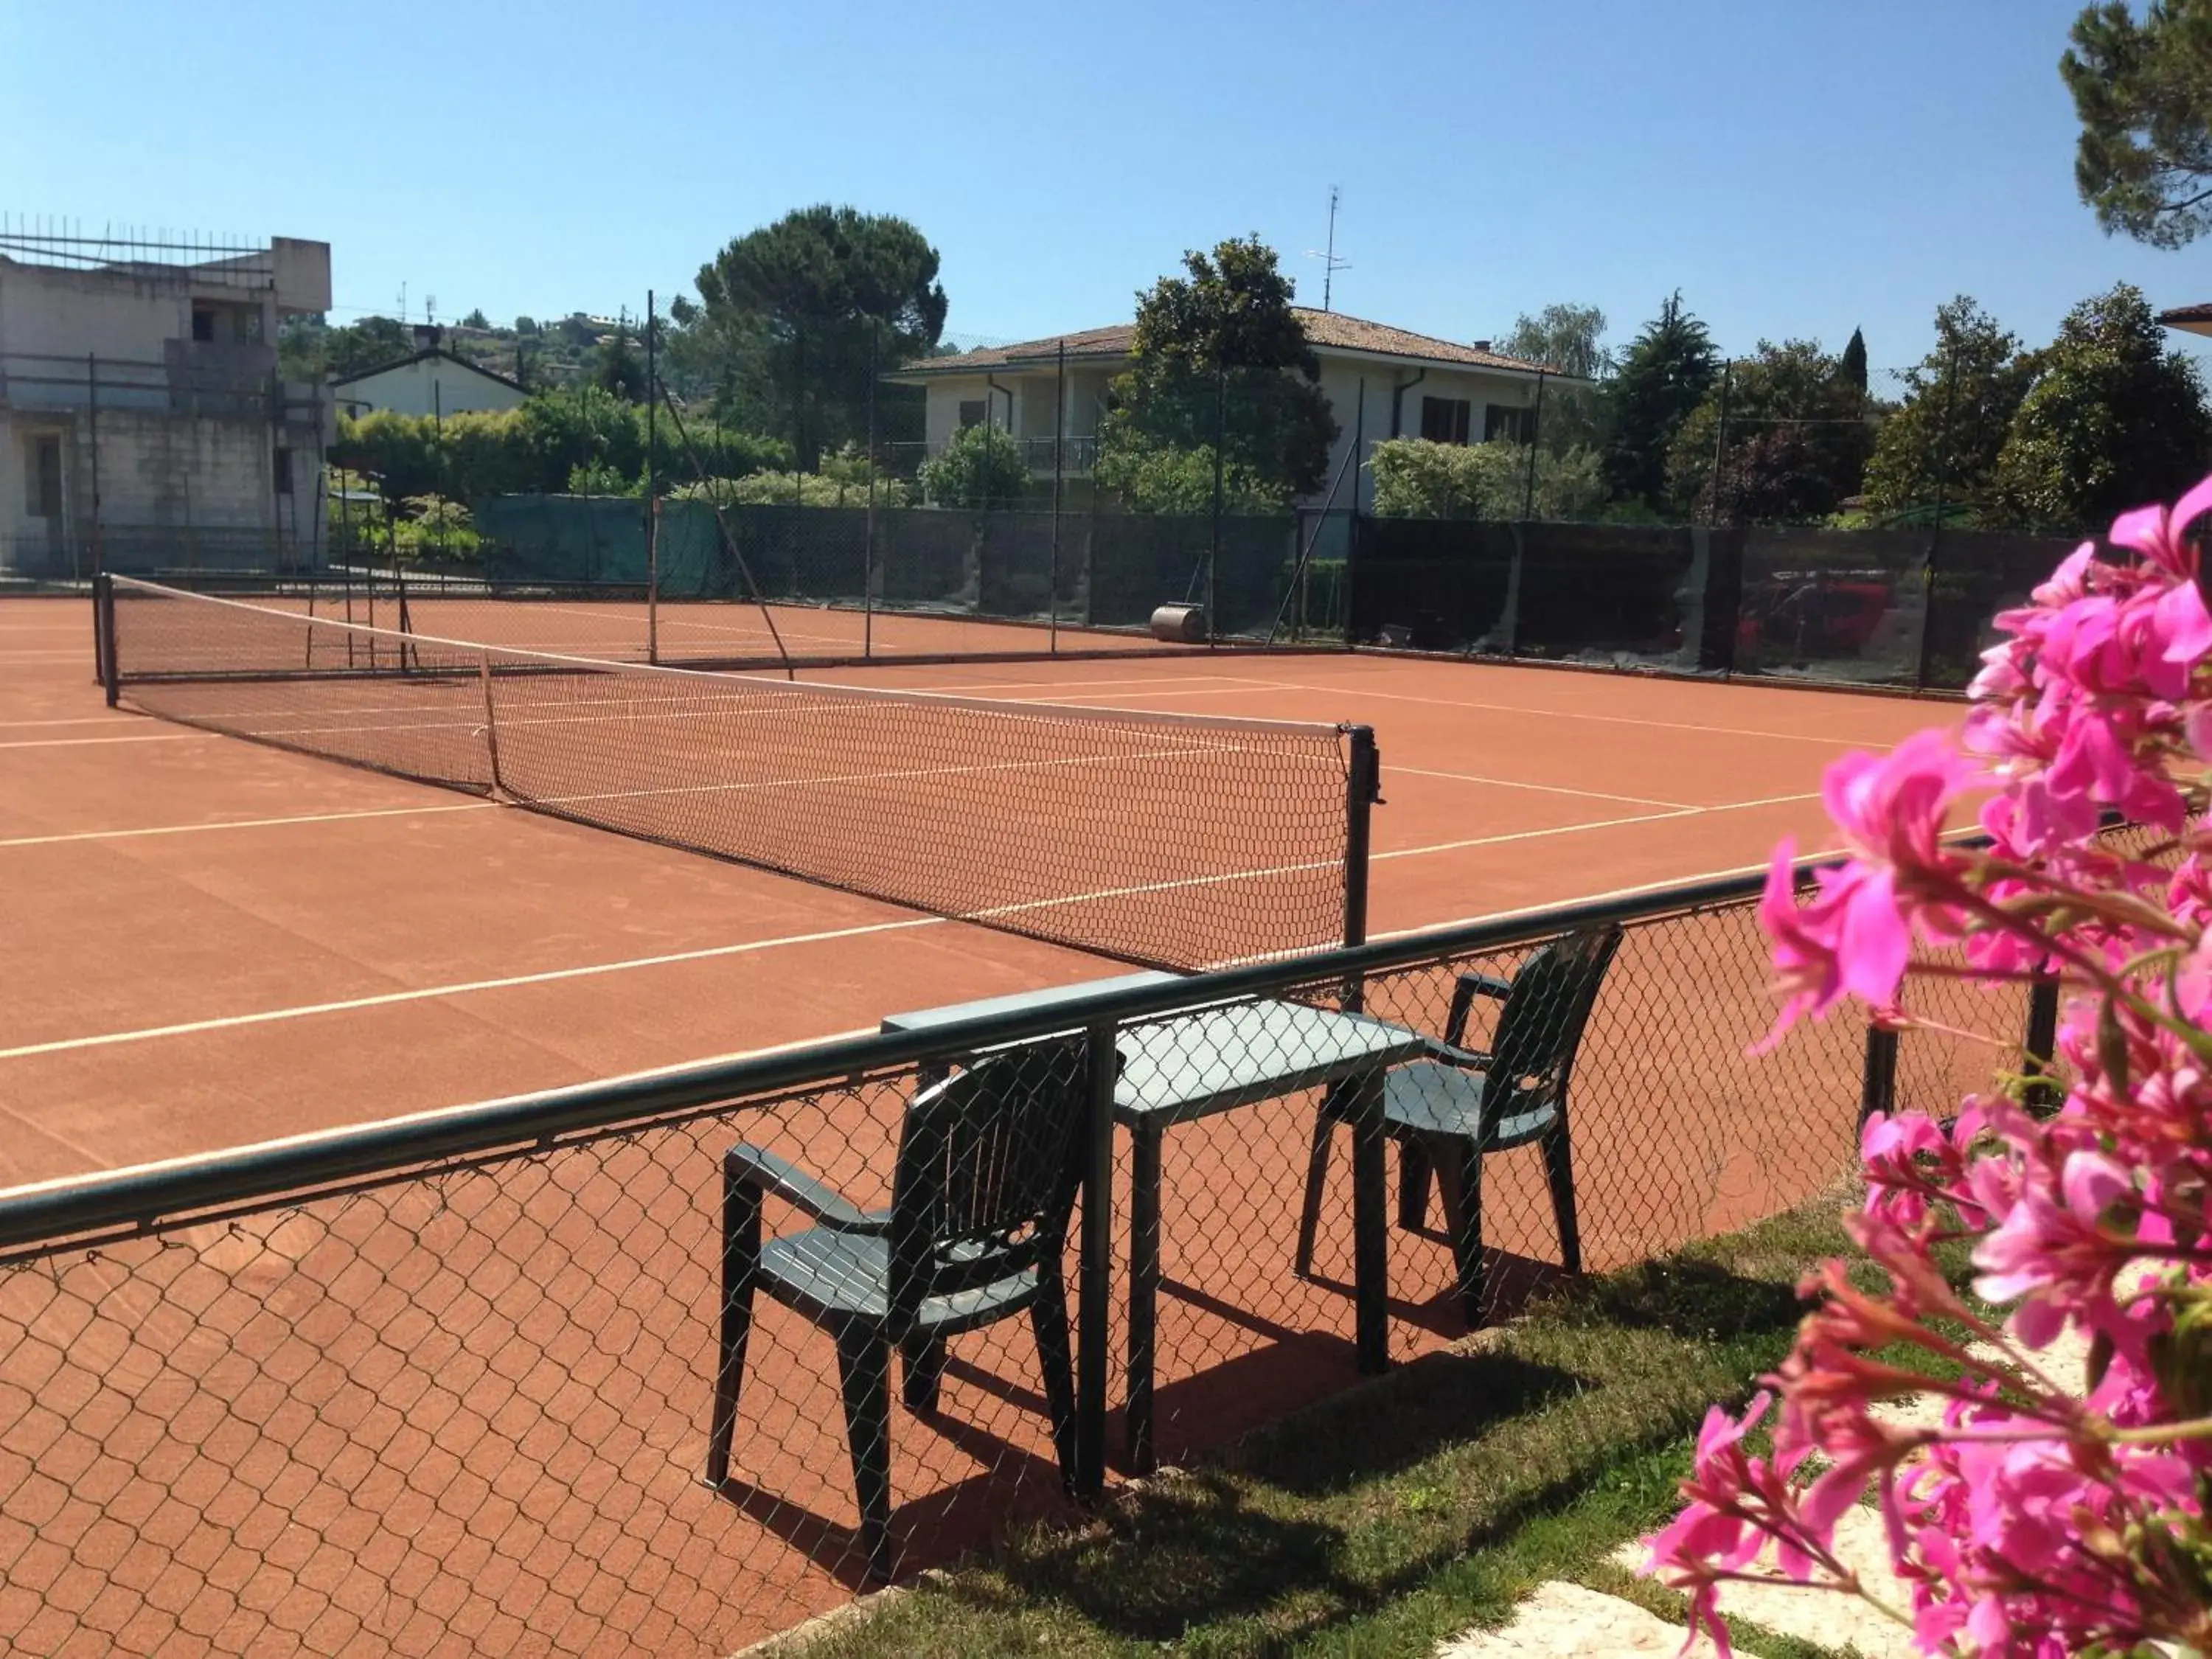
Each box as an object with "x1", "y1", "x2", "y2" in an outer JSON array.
[
  {"x1": 1074, "y1": 1018, "x2": 1116, "y2": 1497},
  {"x1": 1858, "y1": 1022, "x2": 1899, "y2": 1134},
  {"x1": 2022, "y1": 970, "x2": 2062, "y2": 1114}
]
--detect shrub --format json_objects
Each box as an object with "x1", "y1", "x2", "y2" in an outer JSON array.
[
  {"x1": 1367, "y1": 437, "x2": 1607, "y2": 521},
  {"x1": 917, "y1": 424, "x2": 1032, "y2": 509}
]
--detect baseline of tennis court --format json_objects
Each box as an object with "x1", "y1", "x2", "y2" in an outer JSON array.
[{"x1": 0, "y1": 592, "x2": 1949, "y2": 1192}]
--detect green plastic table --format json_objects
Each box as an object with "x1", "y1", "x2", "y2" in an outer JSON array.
[{"x1": 883, "y1": 983, "x2": 1424, "y2": 1473}]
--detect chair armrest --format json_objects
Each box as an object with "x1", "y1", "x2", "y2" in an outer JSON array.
[
  {"x1": 1444, "y1": 971, "x2": 1513, "y2": 1046},
  {"x1": 1419, "y1": 1038, "x2": 1492, "y2": 1071},
  {"x1": 725, "y1": 1144, "x2": 884, "y2": 1233}
]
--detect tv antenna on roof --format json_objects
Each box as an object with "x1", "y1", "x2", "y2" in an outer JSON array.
[{"x1": 1305, "y1": 186, "x2": 1350, "y2": 313}]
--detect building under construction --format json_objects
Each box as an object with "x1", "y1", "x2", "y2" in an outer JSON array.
[{"x1": 0, "y1": 220, "x2": 333, "y2": 581}]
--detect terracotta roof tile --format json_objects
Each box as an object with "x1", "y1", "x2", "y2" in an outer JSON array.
[{"x1": 897, "y1": 308, "x2": 1557, "y2": 378}]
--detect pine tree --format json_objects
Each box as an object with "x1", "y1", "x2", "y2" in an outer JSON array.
[
  {"x1": 1840, "y1": 327, "x2": 1868, "y2": 397},
  {"x1": 2064, "y1": 0, "x2": 2212, "y2": 247},
  {"x1": 1603, "y1": 293, "x2": 1719, "y2": 507}
]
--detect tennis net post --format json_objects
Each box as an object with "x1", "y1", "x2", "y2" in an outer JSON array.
[
  {"x1": 94, "y1": 572, "x2": 118, "y2": 707},
  {"x1": 1342, "y1": 724, "x2": 1379, "y2": 953}
]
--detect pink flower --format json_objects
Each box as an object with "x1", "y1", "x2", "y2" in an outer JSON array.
[
  {"x1": 1754, "y1": 844, "x2": 1909, "y2": 1046},
  {"x1": 2107, "y1": 472, "x2": 2212, "y2": 581},
  {"x1": 1698, "y1": 476, "x2": 2212, "y2": 1659},
  {"x1": 1970, "y1": 1152, "x2": 2133, "y2": 1347},
  {"x1": 1820, "y1": 729, "x2": 1975, "y2": 874}
]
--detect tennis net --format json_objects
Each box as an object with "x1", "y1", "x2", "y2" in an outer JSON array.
[{"x1": 101, "y1": 576, "x2": 1374, "y2": 971}]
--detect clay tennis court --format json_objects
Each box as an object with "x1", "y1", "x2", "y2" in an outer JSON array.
[
  {"x1": 1, "y1": 589, "x2": 1944, "y2": 1189},
  {"x1": 0, "y1": 588, "x2": 1956, "y2": 1655}
]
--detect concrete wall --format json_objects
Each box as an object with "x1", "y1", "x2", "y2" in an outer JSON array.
[
  {"x1": 0, "y1": 243, "x2": 334, "y2": 575},
  {"x1": 333, "y1": 356, "x2": 526, "y2": 418},
  {"x1": 912, "y1": 355, "x2": 1543, "y2": 505}
]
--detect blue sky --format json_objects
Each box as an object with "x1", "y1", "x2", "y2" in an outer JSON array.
[{"x1": 5, "y1": 0, "x2": 2209, "y2": 383}]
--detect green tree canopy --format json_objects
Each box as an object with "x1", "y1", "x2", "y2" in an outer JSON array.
[
  {"x1": 1095, "y1": 235, "x2": 1338, "y2": 512},
  {"x1": 1501, "y1": 302, "x2": 1612, "y2": 453},
  {"x1": 325, "y1": 316, "x2": 415, "y2": 380},
  {"x1": 2064, "y1": 0, "x2": 2212, "y2": 246},
  {"x1": 1861, "y1": 297, "x2": 2036, "y2": 521},
  {"x1": 1368, "y1": 437, "x2": 1607, "y2": 521},
  {"x1": 1991, "y1": 281, "x2": 2212, "y2": 527},
  {"x1": 917, "y1": 424, "x2": 1031, "y2": 509},
  {"x1": 1666, "y1": 339, "x2": 1873, "y2": 522},
  {"x1": 692, "y1": 205, "x2": 947, "y2": 468},
  {"x1": 1603, "y1": 292, "x2": 1719, "y2": 507},
  {"x1": 461, "y1": 308, "x2": 490, "y2": 330},
  {"x1": 1500, "y1": 303, "x2": 1611, "y2": 380}
]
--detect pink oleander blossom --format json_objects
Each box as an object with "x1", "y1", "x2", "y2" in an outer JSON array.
[{"x1": 1649, "y1": 476, "x2": 2212, "y2": 1657}]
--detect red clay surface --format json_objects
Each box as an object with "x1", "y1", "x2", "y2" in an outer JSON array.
[
  {"x1": 1, "y1": 595, "x2": 1947, "y2": 1188},
  {"x1": 0, "y1": 591, "x2": 1962, "y2": 1656}
]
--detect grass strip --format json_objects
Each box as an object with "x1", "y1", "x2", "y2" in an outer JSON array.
[{"x1": 791, "y1": 1199, "x2": 1878, "y2": 1659}]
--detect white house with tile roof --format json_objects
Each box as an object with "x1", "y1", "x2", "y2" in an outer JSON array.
[
  {"x1": 884, "y1": 308, "x2": 1571, "y2": 511},
  {"x1": 330, "y1": 344, "x2": 526, "y2": 420}
]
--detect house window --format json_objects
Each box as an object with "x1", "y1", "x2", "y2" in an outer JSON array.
[
  {"x1": 957, "y1": 399, "x2": 987, "y2": 429},
  {"x1": 1419, "y1": 396, "x2": 1471, "y2": 445},
  {"x1": 273, "y1": 447, "x2": 293, "y2": 495},
  {"x1": 26, "y1": 435, "x2": 63, "y2": 518},
  {"x1": 191, "y1": 302, "x2": 218, "y2": 344},
  {"x1": 1484, "y1": 404, "x2": 1535, "y2": 445}
]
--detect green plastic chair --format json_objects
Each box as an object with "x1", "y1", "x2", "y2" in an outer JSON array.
[
  {"x1": 1296, "y1": 927, "x2": 1621, "y2": 1326},
  {"x1": 704, "y1": 1037, "x2": 1091, "y2": 1583}
]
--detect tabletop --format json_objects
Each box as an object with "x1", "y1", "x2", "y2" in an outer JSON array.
[{"x1": 880, "y1": 980, "x2": 1425, "y2": 1135}]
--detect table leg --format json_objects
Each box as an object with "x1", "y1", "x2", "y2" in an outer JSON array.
[
  {"x1": 1126, "y1": 1125, "x2": 1162, "y2": 1475},
  {"x1": 1349, "y1": 1070, "x2": 1389, "y2": 1374}
]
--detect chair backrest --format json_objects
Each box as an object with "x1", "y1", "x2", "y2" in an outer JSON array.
[
  {"x1": 886, "y1": 1034, "x2": 1093, "y2": 1329},
  {"x1": 1484, "y1": 926, "x2": 1622, "y2": 1132}
]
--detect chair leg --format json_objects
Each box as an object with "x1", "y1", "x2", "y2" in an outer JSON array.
[
  {"x1": 706, "y1": 1175, "x2": 762, "y2": 1488},
  {"x1": 1542, "y1": 1118, "x2": 1582, "y2": 1276},
  {"x1": 901, "y1": 1335, "x2": 946, "y2": 1413},
  {"x1": 1029, "y1": 1278, "x2": 1077, "y2": 1495},
  {"x1": 832, "y1": 1324, "x2": 896, "y2": 1585},
  {"x1": 1294, "y1": 1110, "x2": 1335, "y2": 1277},
  {"x1": 1397, "y1": 1138, "x2": 1432, "y2": 1232},
  {"x1": 1429, "y1": 1138, "x2": 1487, "y2": 1329}
]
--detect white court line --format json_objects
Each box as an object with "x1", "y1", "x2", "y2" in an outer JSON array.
[
  {"x1": 1368, "y1": 790, "x2": 1822, "y2": 862},
  {"x1": 952, "y1": 684, "x2": 1328, "y2": 709},
  {"x1": 1225, "y1": 676, "x2": 1912, "y2": 748},
  {"x1": 0, "y1": 801, "x2": 494, "y2": 849},
  {"x1": 0, "y1": 916, "x2": 950, "y2": 1062},
  {"x1": 861, "y1": 672, "x2": 1278, "y2": 697},
  {"x1": 1, "y1": 788, "x2": 1832, "y2": 1061},
  {"x1": 0, "y1": 732, "x2": 212, "y2": 751},
  {"x1": 0, "y1": 716, "x2": 134, "y2": 728},
  {"x1": 1385, "y1": 765, "x2": 1695, "y2": 811}
]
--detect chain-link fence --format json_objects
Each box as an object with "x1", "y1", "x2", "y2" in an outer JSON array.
[
  {"x1": 0, "y1": 855, "x2": 2053, "y2": 1656},
  {"x1": 1346, "y1": 516, "x2": 2079, "y2": 689}
]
